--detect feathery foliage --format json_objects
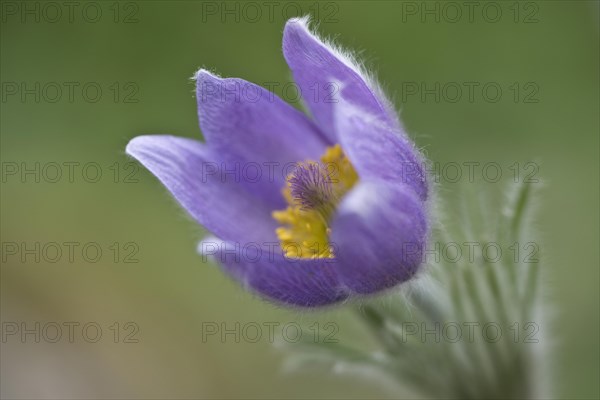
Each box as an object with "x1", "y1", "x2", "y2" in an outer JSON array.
[{"x1": 280, "y1": 181, "x2": 547, "y2": 399}]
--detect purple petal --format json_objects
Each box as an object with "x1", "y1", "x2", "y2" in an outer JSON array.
[
  {"x1": 283, "y1": 17, "x2": 399, "y2": 141},
  {"x1": 335, "y1": 103, "x2": 428, "y2": 201},
  {"x1": 330, "y1": 180, "x2": 428, "y2": 294},
  {"x1": 199, "y1": 238, "x2": 349, "y2": 307},
  {"x1": 195, "y1": 70, "x2": 328, "y2": 208},
  {"x1": 126, "y1": 135, "x2": 277, "y2": 243}
]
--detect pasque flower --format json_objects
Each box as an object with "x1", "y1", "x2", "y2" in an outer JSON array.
[{"x1": 127, "y1": 17, "x2": 429, "y2": 307}]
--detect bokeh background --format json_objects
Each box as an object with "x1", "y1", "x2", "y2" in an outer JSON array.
[{"x1": 1, "y1": 1, "x2": 598, "y2": 399}]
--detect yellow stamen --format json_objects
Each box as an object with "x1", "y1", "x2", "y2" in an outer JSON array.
[{"x1": 272, "y1": 144, "x2": 358, "y2": 259}]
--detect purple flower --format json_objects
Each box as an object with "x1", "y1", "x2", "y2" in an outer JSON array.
[{"x1": 126, "y1": 17, "x2": 429, "y2": 308}]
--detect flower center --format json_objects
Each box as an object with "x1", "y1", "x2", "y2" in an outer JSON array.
[{"x1": 272, "y1": 144, "x2": 358, "y2": 259}]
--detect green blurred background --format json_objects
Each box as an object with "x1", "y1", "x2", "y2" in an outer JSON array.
[{"x1": 1, "y1": 1, "x2": 598, "y2": 398}]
